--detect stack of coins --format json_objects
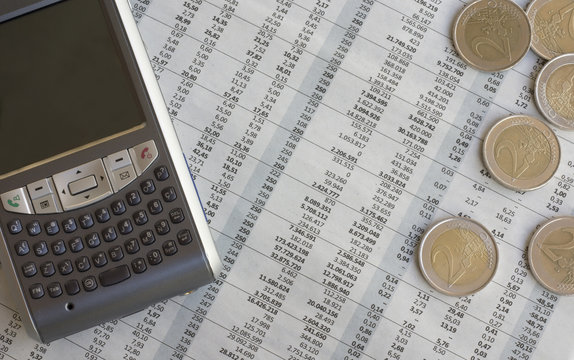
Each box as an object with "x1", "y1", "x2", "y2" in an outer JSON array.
[{"x1": 417, "y1": 0, "x2": 574, "y2": 297}]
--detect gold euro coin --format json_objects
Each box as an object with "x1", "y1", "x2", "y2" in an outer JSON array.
[
  {"x1": 452, "y1": 0, "x2": 532, "y2": 72},
  {"x1": 535, "y1": 53, "x2": 574, "y2": 130},
  {"x1": 418, "y1": 217, "x2": 498, "y2": 296},
  {"x1": 526, "y1": 0, "x2": 574, "y2": 60},
  {"x1": 482, "y1": 115, "x2": 560, "y2": 191},
  {"x1": 528, "y1": 216, "x2": 574, "y2": 295}
]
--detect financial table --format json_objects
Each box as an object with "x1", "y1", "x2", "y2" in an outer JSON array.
[{"x1": 1, "y1": 0, "x2": 574, "y2": 359}]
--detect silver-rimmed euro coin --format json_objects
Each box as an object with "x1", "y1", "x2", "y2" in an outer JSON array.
[
  {"x1": 482, "y1": 115, "x2": 560, "y2": 191},
  {"x1": 535, "y1": 53, "x2": 574, "y2": 130},
  {"x1": 528, "y1": 216, "x2": 574, "y2": 295},
  {"x1": 526, "y1": 0, "x2": 574, "y2": 60},
  {"x1": 452, "y1": 0, "x2": 532, "y2": 72},
  {"x1": 418, "y1": 217, "x2": 498, "y2": 296}
]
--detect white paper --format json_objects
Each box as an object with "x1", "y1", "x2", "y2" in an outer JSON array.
[{"x1": 2, "y1": 0, "x2": 574, "y2": 359}]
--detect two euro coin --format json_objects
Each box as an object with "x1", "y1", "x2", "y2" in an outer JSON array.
[
  {"x1": 452, "y1": 0, "x2": 531, "y2": 72},
  {"x1": 527, "y1": 0, "x2": 574, "y2": 60},
  {"x1": 535, "y1": 53, "x2": 574, "y2": 130},
  {"x1": 482, "y1": 115, "x2": 560, "y2": 191},
  {"x1": 528, "y1": 216, "x2": 574, "y2": 295},
  {"x1": 418, "y1": 217, "x2": 498, "y2": 296}
]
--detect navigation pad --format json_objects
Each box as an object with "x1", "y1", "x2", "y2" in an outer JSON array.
[{"x1": 1, "y1": 140, "x2": 159, "y2": 214}]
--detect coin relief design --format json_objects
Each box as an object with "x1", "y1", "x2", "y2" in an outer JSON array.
[
  {"x1": 546, "y1": 64, "x2": 574, "y2": 120},
  {"x1": 527, "y1": 0, "x2": 574, "y2": 59},
  {"x1": 539, "y1": 228, "x2": 574, "y2": 292},
  {"x1": 494, "y1": 124, "x2": 551, "y2": 179},
  {"x1": 453, "y1": 0, "x2": 531, "y2": 71},
  {"x1": 529, "y1": 216, "x2": 574, "y2": 295},
  {"x1": 431, "y1": 227, "x2": 491, "y2": 287},
  {"x1": 482, "y1": 115, "x2": 560, "y2": 191},
  {"x1": 418, "y1": 217, "x2": 498, "y2": 296},
  {"x1": 535, "y1": 54, "x2": 574, "y2": 130}
]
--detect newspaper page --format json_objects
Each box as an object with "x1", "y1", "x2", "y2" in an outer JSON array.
[{"x1": 1, "y1": 0, "x2": 574, "y2": 359}]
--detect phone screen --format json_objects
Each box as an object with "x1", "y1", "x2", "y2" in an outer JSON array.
[{"x1": 0, "y1": 0, "x2": 145, "y2": 176}]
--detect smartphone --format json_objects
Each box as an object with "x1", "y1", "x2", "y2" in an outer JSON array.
[{"x1": 0, "y1": 0, "x2": 222, "y2": 343}]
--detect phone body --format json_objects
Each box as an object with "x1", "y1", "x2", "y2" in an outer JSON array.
[{"x1": 0, "y1": 0, "x2": 221, "y2": 343}]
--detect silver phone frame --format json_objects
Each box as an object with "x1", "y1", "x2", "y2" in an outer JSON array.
[{"x1": 0, "y1": 0, "x2": 222, "y2": 342}]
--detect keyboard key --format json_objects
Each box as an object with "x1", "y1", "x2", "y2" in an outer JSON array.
[
  {"x1": 51, "y1": 240, "x2": 66, "y2": 255},
  {"x1": 69, "y1": 237, "x2": 84, "y2": 253},
  {"x1": 22, "y1": 262, "x2": 37, "y2": 277},
  {"x1": 92, "y1": 252, "x2": 108, "y2": 268},
  {"x1": 8, "y1": 219, "x2": 23, "y2": 234},
  {"x1": 147, "y1": 249, "x2": 162, "y2": 265},
  {"x1": 124, "y1": 238, "x2": 140, "y2": 254},
  {"x1": 154, "y1": 220, "x2": 170, "y2": 235},
  {"x1": 62, "y1": 218, "x2": 77, "y2": 233},
  {"x1": 140, "y1": 179, "x2": 155, "y2": 194},
  {"x1": 86, "y1": 233, "x2": 101, "y2": 248},
  {"x1": 177, "y1": 229, "x2": 193, "y2": 245},
  {"x1": 126, "y1": 190, "x2": 141, "y2": 206},
  {"x1": 161, "y1": 187, "x2": 177, "y2": 202},
  {"x1": 140, "y1": 230, "x2": 156, "y2": 246},
  {"x1": 95, "y1": 208, "x2": 111, "y2": 223},
  {"x1": 102, "y1": 226, "x2": 118, "y2": 242},
  {"x1": 65, "y1": 280, "x2": 80, "y2": 295},
  {"x1": 15, "y1": 240, "x2": 30, "y2": 256},
  {"x1": 40, "y1": 261, "x2": 56, "y2": 277},
  {"x1": 169, "y1": 208, "x2": 185, "y2": 224},
  {"x1": 148, "y1": 199, "x2": 163, "y2": 215},
  {"x1": 33, "y1": 241, "x2": 48, "y2": 256},
  {"x1": 47, "y1": 282, "x2": 63, "y2": 298},
  {"x1": 99, "y1": 265, "x2": 131, "y2": 286},
  {"x1": 27, "y1": 221, "x2": 41, "y2": 236},
  {"x1": 29, "y1": 284, "x2": 44, "y2": 299},
  {"x1": 163, "y1": 240, "x2": 178, "y2": 256},
  {"x1": 82, "y1": 276, "x2": 98, "y2": 292},
  {"x1": 118, "y1": 219, "x2": 133, "y2": 235},
  {"x1": 154, "y1": 166, "x2": 169, "y2": 181},
  {"x1": 133, "y1": 210, "x2": 148, "y2": 226},
  {"x1": 109, "y1": 246, "x2": 124, "y2": 262},
  {"x1": 75, "y1": 256, "x2": 91, "y2": 272},
  {"x1": 131, "y1": 258, "x2": 147, "y2": 274},
  {"x1": 58, "y1": 260, "x2": 73, "y2": 275},
  {"x1": 44, "y1": 220, "x2": 60, "y2": 235},
  {"x1": 79, "y1": 214, "x2": 94, "y2": 229},
  {"x1": 111, "y1": 200, "x2": 126, "y2": 215}
]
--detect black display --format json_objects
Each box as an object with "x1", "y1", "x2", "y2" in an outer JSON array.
[{"x1": 0, "y1": 0, "x2": 144, "y2": 175}]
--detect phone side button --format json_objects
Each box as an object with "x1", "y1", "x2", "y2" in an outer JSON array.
[
  {"x1": 27, "y1": 178, "x2": 62, "y2": 214},
  {"x1": 103, "y1": 150, "x2": 137, "y2": 193},
  {"x1": 129, "y1": 140, "x2": 158, "y2": 176},
  {"x1": 1, "y1": 188, "x2": 34, "y2": 214},
  {"x1": 99, "y1": 265, "x2": 131, "y2": 287}
]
